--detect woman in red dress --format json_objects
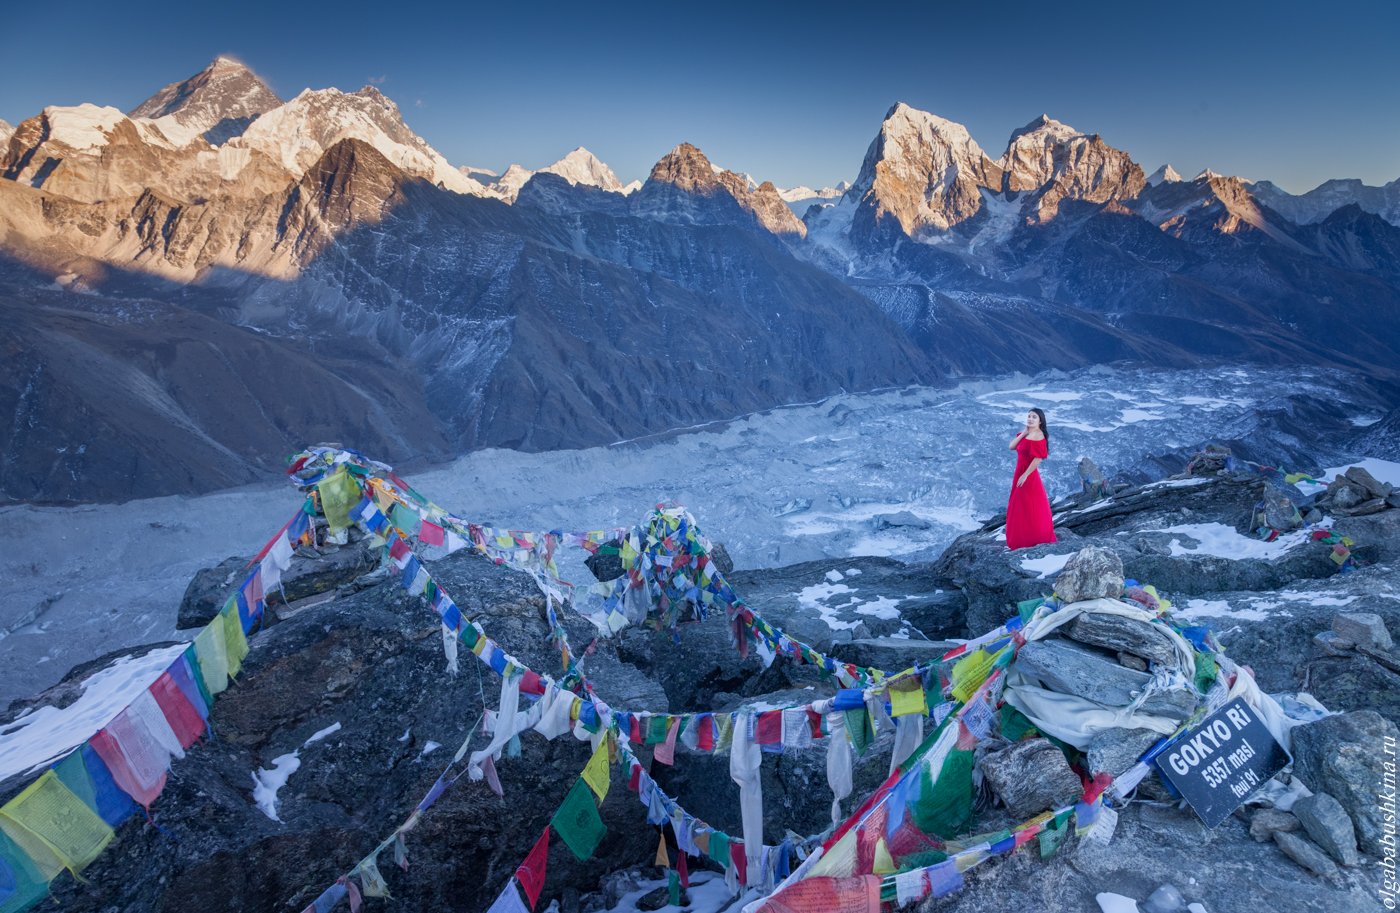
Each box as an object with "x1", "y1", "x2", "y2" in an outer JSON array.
[{"x1": 1005, "y1": 407, "x2": 1057, "y2": 550}]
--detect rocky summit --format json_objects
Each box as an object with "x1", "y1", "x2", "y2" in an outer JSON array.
[{"x1": 2, "y1": 444, "x2": 1396, "y2": 913}]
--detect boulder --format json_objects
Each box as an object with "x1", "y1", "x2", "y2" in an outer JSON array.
[
  {"x1": 976, "y1": 738, "x2": 1082, "y2": 818},
  {"x1": 1184, "y1": 445, "x2": 1232, "y2": 476},
  {"x1": 828, "y1": 638, "x2": 961, "y2": 672},
  {"x1": 1248, "y1": 807, "x2": 1301, "y2": 843},
  {"x1": 176, "y1": 543, "x2": 377, "y2": 629},
  {"x1": 1086, "y1": 727, "x2": 1162, "y2": 778},
  {"x1": 1141, "y1": 884, "x2": 1187, "y2": 913},
  {"x1": 871, "y1": 510, "x2": 932, "y2": 531},
  {"x1": 1014, "y1": 638, "x2": 1197, "y2": 720},
  {"x1": 1065, "y1": 612, "x2": 1177, "y2": 666},
  {"x1": 176, "y1": 556, "x2": 247, "y2": 629},
  {"x1": 1118, "y1": 652, "x2": 1148, "y2": 672},
  {"x1": 1344, "y1": 466, "x2": 1393, "y2": 500},
  {"x1": 709, "y1": 542, "x2": 735, "y2": 575},
  {"x1": 1332, "y1": 612, "x2": 1394, "y2": 650},
  {"x1": 585, "y1": 541, "x2": 625, "y2": 582},
  {"x1": 1324, "y1": 480, "x2": 1367, "y2": 510},
  {"x1": 1053, "y1": 547, "x2": 1124, "y2": 604},
  {"x1": 1290, "y1": 710, "x2": 1400, "y2": 855},
  {"x1": 1262, "y1": 485, "x2": 1303, "y2": 531},
  {"x1": 1078, "y1": 457, "x2": 1111, "y2": 501},
  {"x1": 1291, "y1": 793, "x2": 1360, "y2": 866},
  {"x1": 1388, "y1": 490, "x2": 1400, "y2": 509},
  {"x1": 1273, "y1": 831, "x2": 1340, "y2": 880},
  {"x1": 1334, "y1": 498, "x2": 1388, "y2": 517},
  {"x1": 1312, "y1": 631, "x2": 1354, "y2": 657}
]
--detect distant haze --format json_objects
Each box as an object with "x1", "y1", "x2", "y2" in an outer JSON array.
[{"x1": 1, "y1": 0, "x2": 1397, "y2": 193}]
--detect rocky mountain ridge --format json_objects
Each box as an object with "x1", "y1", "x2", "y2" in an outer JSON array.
[{"x1": 4, "y1": 60, "x2": 1400, "y2": 503}]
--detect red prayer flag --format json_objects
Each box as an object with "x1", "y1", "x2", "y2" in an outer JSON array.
[
  {"x1": 149, "y1": 671, "x2": 205, "y2": 748},
  {"x1": 755, "y1": 710, "x2": 783, "y2": 745},
  {"x1": 420, "y1": 521, "x2": 445, "y2": 546},
  {"x1": 678, "y1": 848, "x2": 689, "y2": 887},
  {"x1": 515, "y1": 826, "x2": 550, "y2": 910},
  {"x1": 729, "y1": 842, "x2": 747, "y2": 885},
  {"x1": 696, "y1": 715, "x2": 715, "y2": 752},
  {"x1": 520, "y1": 670, "x2": 545, "y2": 696}
]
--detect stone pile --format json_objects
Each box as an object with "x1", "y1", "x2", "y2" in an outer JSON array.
[{"x1": 1316, "y1": 465, "x2": 1400, "y2": 517}]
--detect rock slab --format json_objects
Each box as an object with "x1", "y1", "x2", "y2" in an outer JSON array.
[
  {"x1": 977, "y1": 738, "x2": 1083, "y2": 819},
  {"x1": 1290, "y1": 710, "x2": 1399, "y2": 856},
  {"x1": 1292, "y1": 793, "x2": 1360, "y2": 866}
]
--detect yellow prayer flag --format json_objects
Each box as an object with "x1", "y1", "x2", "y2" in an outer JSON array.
[
  {"x1": 222, "y1": 605, "x2": 249, "y2": 679},
  {"x1": 889, "y1": 678, "x2": 928, "y2": 718},
  {"x1": 0, "y1": 771, "x2": 114, "y2": 877},
  {"x1": 582, "y1": 739, "x2": 611, "y2": 802},
  {"x1": 950, "y1": 649, "x2": 994, "y2": 704},
  {"x1": 316, "y1": 468, "x2": 360, "y2": 533},
  {"x1": 194, "y1": 619, "x2": 229, "y2": 696},
  {"x1": 872, "y1": 838, "x2": 896, "y2": 875},
  {"x1": 655, "y1": 833, "x2": 670, "y2": 868}
]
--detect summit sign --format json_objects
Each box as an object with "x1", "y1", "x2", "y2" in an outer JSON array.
[{"x1": 1156, "y1": 698, "x2": 1289, "y2": 828}]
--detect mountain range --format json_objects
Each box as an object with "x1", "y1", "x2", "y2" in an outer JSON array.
[{"x1": 3, "y1": 57, "x2": 1398, "y2": 502}]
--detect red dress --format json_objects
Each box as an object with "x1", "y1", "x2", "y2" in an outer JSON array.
[{"x1": 1006, "y1": 436, "x2": 1056, "y2": 550}]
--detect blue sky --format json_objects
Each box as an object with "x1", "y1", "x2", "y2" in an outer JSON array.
[{"x1": 3, "y1": 0, "x2": 1397, "y2": 193}]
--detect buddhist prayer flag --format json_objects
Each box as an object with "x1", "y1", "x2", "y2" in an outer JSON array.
[
  {"x1": 551, "y1": 781, "x2": 605, "y2": 862},
  {"x1": 582, "y1": 741, "x2": 611, "y2": 802},
  {"x1": 515, "y1": 827, "x2": 550, "y2": 910}
]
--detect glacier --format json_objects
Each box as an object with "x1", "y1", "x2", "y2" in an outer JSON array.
[{"x1": 0, "y1": 363, "x2": 1385, "y2": 708}]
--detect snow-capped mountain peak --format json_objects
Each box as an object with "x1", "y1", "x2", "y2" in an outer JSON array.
[
  {"x1": 129, "y1": 56, "x2": 282, "y2": 146},
  {"x1": 998, "y1": 112, "x2": 1144, "y2": 219},
  {"x1": 539, "y1": 146, "x2": 625, "y2": 193},
  {"x1": 845, "y1": 102, "x2": 1003, "y2": 237},
  {"x1": 485, "y1": 147, "x2": 631, "y2": 202},
  {"x1": 228, "y1": 86, "x2": 487, "y2": 195},
  {"x1": 1148, "y1": 164, "x2": 1183, "y2": 186}
]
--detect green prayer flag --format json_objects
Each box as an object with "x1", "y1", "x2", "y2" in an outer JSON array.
[
  {"x1": 1017, "y1": 597, "x2": 1046, "y2": 624},
  {"x1": 911, "y1": 748, "x2": 975, "y2": 839},
  {"x1": 646, "y1": 715, "x2": 672, "y2": 745},
  {"x1": 1193, "y1": 651, "x2": 1218, "y2": 693},
  {"x1": 707, "y1": 831, "x2": 730, "y2": 869},
  {"x1": 390, "y1": 502, "x2": 421, "y2": 538},
  {"x1": 843, "y1": 708, "x2": 873, "y2": 757},
  {"x1": 667, "y1": 869, "x2": 681, "y2": 906},
  {"x1": 1039, "y1": 814, "x2": 1068, "y2": 859},
  {"x1": 551, "y1": 780, "x2": 606, "y2": 862},
  {"x1": 999, "y1": 704, "x2": 1038, "y2": 742}
]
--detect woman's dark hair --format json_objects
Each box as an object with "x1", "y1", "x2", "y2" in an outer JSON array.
[{"x1": 1032, "y1": 408, "x2": 1049, "y2": 454}]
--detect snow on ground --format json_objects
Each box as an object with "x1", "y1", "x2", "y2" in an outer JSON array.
[
  {"x1": 0, "y1": 643, "x2": 187, "y2": 782},
  {"x1": 596, "y1": 872, "x2": 738, "y2": 913},
  {"x1": 1324, "y1": 457, "x2": 1400, "y2": 488},
  {"x1": 304, "y1": 722, "x2": 341, "y2": 745},
  {"x1": 0, "y1": 365, "x2": 1378, "y2": 712},
  {"x1": 250, "y1": 720, "x2": 346, "y2": 821},
  {"x1": 1020, "y1": 553, "x2": 1074, "y2": 578},
  {"x1": 797, "y1": 582, "x2": 860, "y2": 631},
  {"x1": 251, "y1": 753, "x2": 302, "y2": 821},
  {"x1": 1144, "y1": 523, "x2": 1310, "y2": 560},
  {"x1": 1175, "y1": 598, "x2": 1271, "y2": 622}
]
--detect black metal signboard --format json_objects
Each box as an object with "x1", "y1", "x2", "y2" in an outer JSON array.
[{"x1": 1154, "y1": 698, "x2": 1290, "y2": 828}]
